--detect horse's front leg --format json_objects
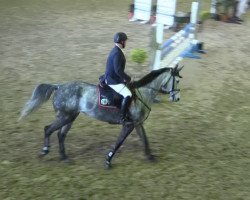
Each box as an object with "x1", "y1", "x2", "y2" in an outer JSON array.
[
  {"x1": 105, "y1": 123, "x2": 135, "y2": 169},
  {"x1": 135, "y1": 124, "x2": 155, "y2": 162}
]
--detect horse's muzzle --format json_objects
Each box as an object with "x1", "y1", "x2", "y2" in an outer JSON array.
[{"x1": 169, "y1": 91, "x2": 180, "y2": 102}]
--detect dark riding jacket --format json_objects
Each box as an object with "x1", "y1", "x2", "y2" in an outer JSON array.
[{"x1": 105, "y1": 46, "x2": 131, "y2": 84}]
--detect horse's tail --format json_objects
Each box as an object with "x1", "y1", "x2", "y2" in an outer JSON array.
[{"x1": 19, "y1": 84, "x2": 59, "y2": 120}]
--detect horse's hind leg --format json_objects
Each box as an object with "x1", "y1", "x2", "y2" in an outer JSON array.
[
  {"x1": 57, "y1": 123, "x2": 72, "y2": 160},
  {"x1": 135, "y1": 124, "x2": 155, "y2": 162},
  {"x1": 41, "y1": 112, "x2": 78, "y2": 157},
  {"x1": 57, "y1": 111, "x2": 78, "y2": 160},
  {"x1": 105, "y1": 123, "x2": 135, "y2": 169}
]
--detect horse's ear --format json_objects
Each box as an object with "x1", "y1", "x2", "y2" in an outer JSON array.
[
  {"x1": 174, "y1": 64, "x2": 179, "y2": 71},
  {"x1": 177, "y1": 65, "x2": 184, "y2": 72}
]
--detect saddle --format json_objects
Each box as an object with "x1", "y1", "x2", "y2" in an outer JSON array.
[{"x1": 98, "y1": 75, "x2": 123, "y2": 109}]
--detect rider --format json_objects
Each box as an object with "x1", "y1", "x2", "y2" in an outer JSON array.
[{"x1": 104, "y1": 32, "x2": 132, "y2": 123}]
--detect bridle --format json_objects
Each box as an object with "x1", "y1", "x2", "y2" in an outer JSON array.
[
  {"x1": 159, "y1": 67, "x2": 182, "y2": 94},
  {"x1": 168, "y1": 67, "x2": 182, "y2": 101},
  {"x1": 170, "y1": 68, "x2": 181, "y2": 91},
  {"x1": 133, "y1": 66, "x2": 183, "y2": 109}
]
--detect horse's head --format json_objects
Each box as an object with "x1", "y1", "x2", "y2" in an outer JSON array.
[
  {"x1": 161, "y1": 64, "x2": 184, "y2": 102},
  {"x1": 129, "y1": 65, "x2": 184, "y2": 102}
]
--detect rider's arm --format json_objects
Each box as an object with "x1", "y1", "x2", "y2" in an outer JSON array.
[{"x1": 113, "y1": 53, "x2": 131, "y2": 83}]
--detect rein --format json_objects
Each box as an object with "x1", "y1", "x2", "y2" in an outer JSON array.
[
  {"x1": 135, "y1": 89, "x2": 151, "y2": 112},
  {"x1": 133, "y1": 89, "x2": 151, "y2": 121},
  {"x1": 144, "y1": 86, "x2": 159, "y2": 92}
]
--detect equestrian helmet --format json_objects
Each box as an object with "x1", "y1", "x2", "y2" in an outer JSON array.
[{"x1": 114, "y1": 32, "x2": 128, "y2": 44}]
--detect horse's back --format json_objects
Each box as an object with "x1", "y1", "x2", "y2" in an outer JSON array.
[{"x1": 53, "y1": 81, "x2": 96, "y2": 113}]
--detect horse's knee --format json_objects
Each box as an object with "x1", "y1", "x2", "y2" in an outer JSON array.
[{"x1": 44, "y1": 125, "x2": 53, "y2": 137}]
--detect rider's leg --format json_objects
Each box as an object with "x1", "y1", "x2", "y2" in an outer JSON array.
[
  {"x1": 108, "y1": 84, "x2": 132, "y2": 123},
  {"x1": 120, "y1": 96, "x2": 132, "y2": 122}
]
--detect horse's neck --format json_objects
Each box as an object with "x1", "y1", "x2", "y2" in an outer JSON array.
[
  {"x1": 134, "y1": 88, "x2": 153, "y2": 108},
  {"x1": 148, "y1": 71, "x2": 171, "y2": 91},
  {"x1": 135, "y1": 71, "x2": 171, "y2": 105}
]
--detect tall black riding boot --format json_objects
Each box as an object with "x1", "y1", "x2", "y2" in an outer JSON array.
[{"x1": 120, "y1": 96, "x2": 132, "y2": 123}]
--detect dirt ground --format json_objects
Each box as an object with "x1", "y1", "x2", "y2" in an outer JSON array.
[{"x1": 0, "y1": 0, "x2": 250, "y2": 199}]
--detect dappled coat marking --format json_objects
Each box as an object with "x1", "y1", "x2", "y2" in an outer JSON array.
[{"x1": 20, "y1": 65, "x2": 183, "y2": 168}]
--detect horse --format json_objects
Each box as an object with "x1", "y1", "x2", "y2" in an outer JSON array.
[{"x1": 19, "y1": 65, "x2": 184, "y2": 168}]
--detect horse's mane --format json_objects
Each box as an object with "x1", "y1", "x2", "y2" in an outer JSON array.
[{"x1": 129, "y1": 67, "x2": 170, "y2": 89}]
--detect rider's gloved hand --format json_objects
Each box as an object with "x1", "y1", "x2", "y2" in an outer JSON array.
[{"x1": 127, "y1": 79, "x2": 135, "y2": 88}]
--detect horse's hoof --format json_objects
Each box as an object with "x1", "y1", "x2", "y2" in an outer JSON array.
[
  {"x1": 147, "y1": 154, "x2": 156, "y2": 162},
  {"x1": 59, "y1": 155, "x2": 68, "y2": 161},
  {"x1": 60, "y1": 156, "x2": 73, "y2": 163},
  {"x1": 61, "y1": 158, "x2": 74, "y2": 164},
  {"x1": 38, "y1": 153, "x2": 46, "y2": 159},
  {"x1": 105, "y1": 161, "x2": 112, "y2": 170},
  {"x1": 39, "y1": 149, "x2": 49, "y2": 158},
  {"x1": 43, "y1": 149, "x2": 49, "y2": 154},
  {"x1": 41, "y1": 147, "x2": 49, "y2": 155},
  {"x1": 41, "y1": 150, "x2": 49, "y2": 157}
]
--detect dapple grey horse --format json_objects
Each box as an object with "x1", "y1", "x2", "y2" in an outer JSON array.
[{"x1": 20, "y1": 65, "x2": 183, "y2": 168}]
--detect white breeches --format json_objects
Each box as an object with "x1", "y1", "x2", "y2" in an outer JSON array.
[{"x1": 108, "y1": 83, "x2": 132, "y2": 98}]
